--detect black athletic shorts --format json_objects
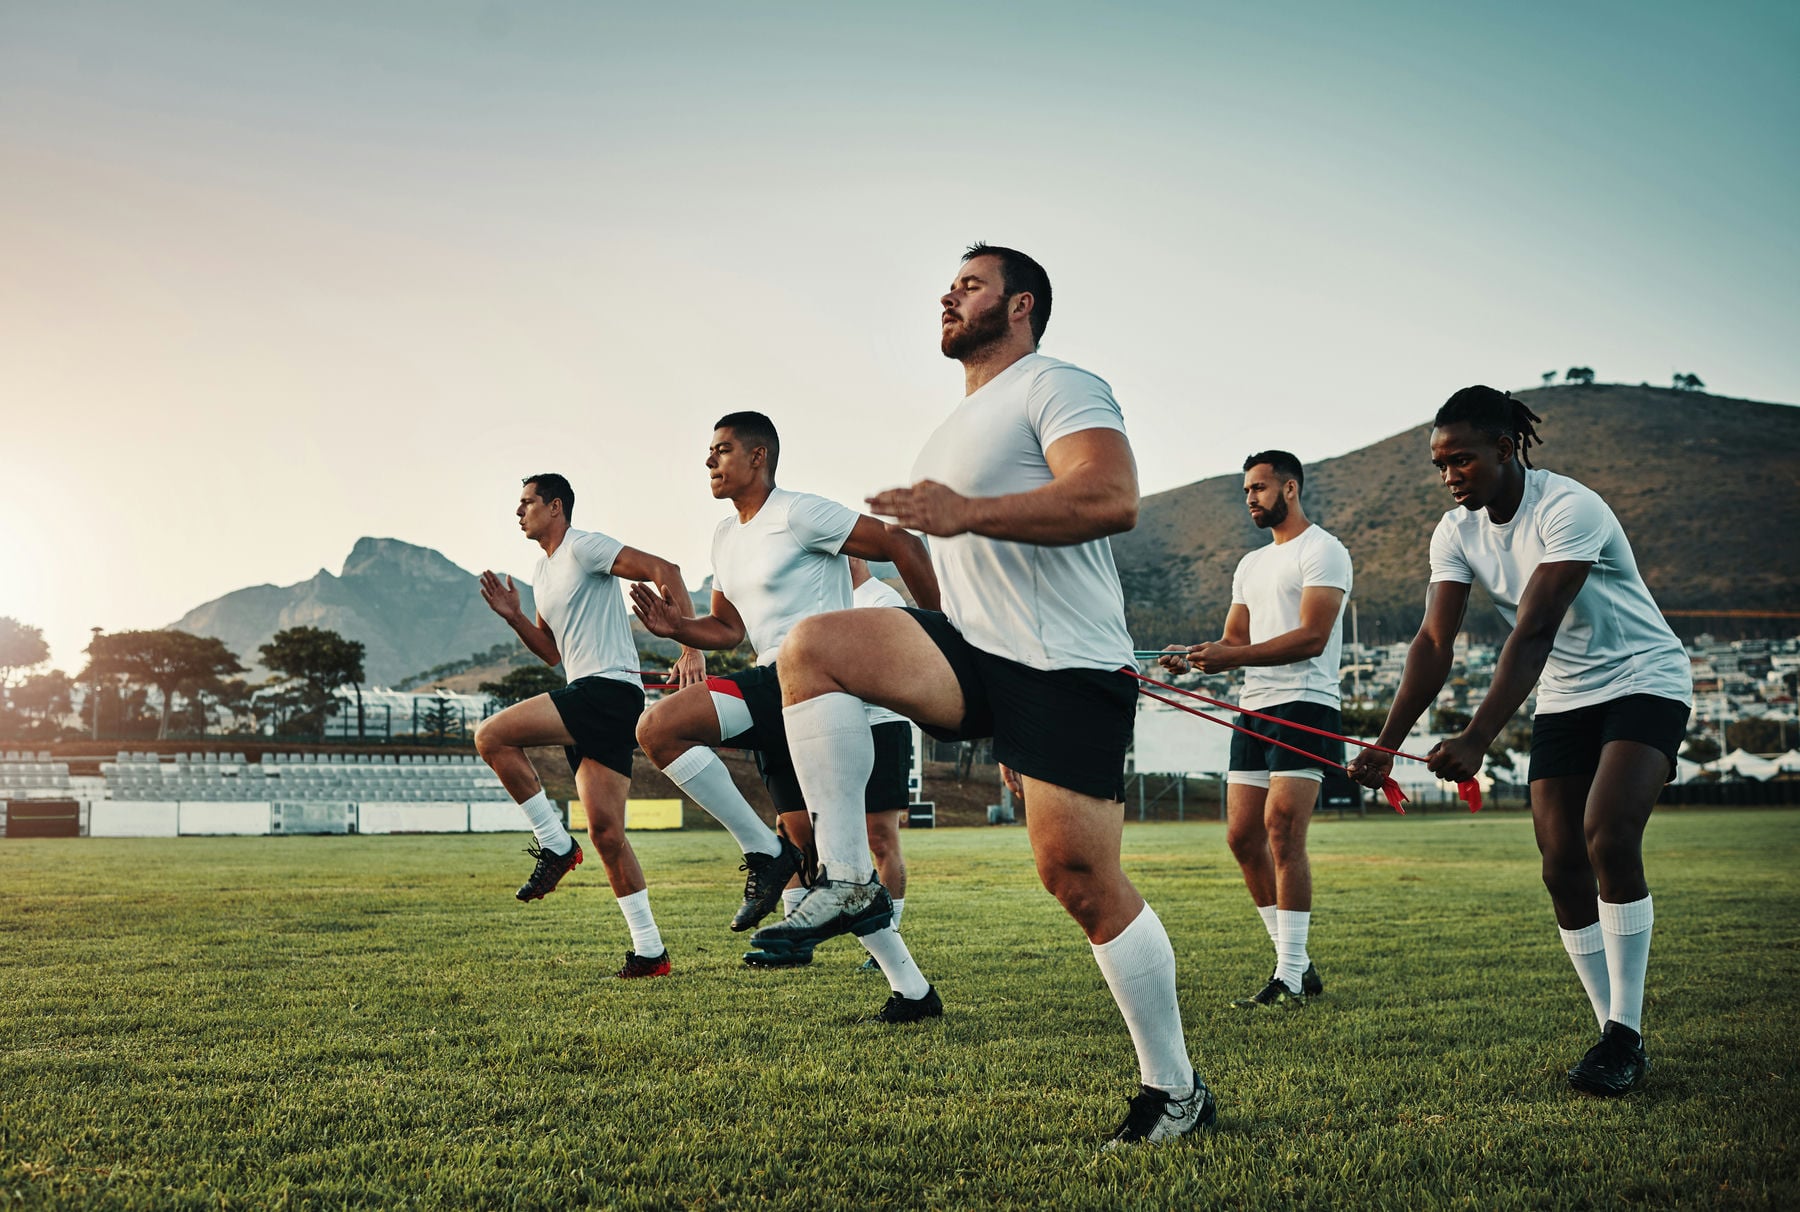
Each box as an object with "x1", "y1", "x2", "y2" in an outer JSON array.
[
  {"x1": 715, "y1": 666, "x2": 913, "y2": 815},
  {"x1": 903, "y1": 608, "x2": 1135, "y2": 803},
  {"x1": 1228, "y1": 700, "x2": 1346, "y2": 777},
  {"x1": 1529, "y1": 693, "x2": 1691, "y2": 783},
  {"x1": 548, "y1": 675, "x2": 646, "y2": 779}
]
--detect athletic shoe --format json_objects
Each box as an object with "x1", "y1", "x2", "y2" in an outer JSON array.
[
  {"x1": 516, "y1": 840, "x2": 583, "y2": 902},
  {"x1": 742, "y1": 943, "x2": 815, "y2": 968},
  {"x1": 1567, "y1": 1021, "x2": 1650, "y2": 1096},
  {"x1": 1103, "y1": 1074, "x2": 1217, "y2": 1149},
  {"x1": 1301, "y1": 962, "x2": 1324, "y2": 997},
  {"x1": 749, "y1": 875, "x2": 893, "y2": 952},
  {"x1": 1231, "y1": 976, "x2": 1306, "y2": 1009},
  {"x1": 731, "y1": 838, "x2": 805, "y2": 932},
  {"x1": 874, "y1": 985, "x2": 943, "y2": 1024},
  {"x1": 616, "y1": 949, "x2": 671, "y2": 980},
  {"x1": 856, "y1": 955, "x2": 882, "y2": 974}
]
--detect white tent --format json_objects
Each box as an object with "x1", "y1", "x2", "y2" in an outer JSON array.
[
  {"x1": 1774, "y1": 750, "x2": 1800, "y2": 773},
  {"x1": 1716, "y1": 748, "x2": 1782, "y2": 780}
]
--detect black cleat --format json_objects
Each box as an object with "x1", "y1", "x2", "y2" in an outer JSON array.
[
  {"x1": 616, "y1": 948, "x2": 671, "y2": 980},
  {"x1": 1231, "y1": 976, "x2": 1306, "y2": 1009},
  {"x1": 1568, "y1": 1021, "x2": 1650, "y2": 1096},
  {"x1": 516, "y1": 840, "x2": 583, "y2": 901},
  {"x1": 742, "y1": 942, "x2": 815, "y2": 968},
  {"x1": 750, "y1": 875, "x2": 893, "y2": 951},
  {"x1": 1300, "y1": 962, "x2": 1324, "y2": 997},
  {"x1": 1103, "y1": 1073, "x2": 1217, "y2": 1148},
  {"x1": 731, "y1": 838, "x2": 805, "y2": 932},
  {"x1": 874, "y1": 984, "x2": 943, "y2": 1024}
]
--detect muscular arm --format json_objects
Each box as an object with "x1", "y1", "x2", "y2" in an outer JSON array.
[
  {"x1": 1463, "y1": 561, "x2": 1590, "y2": 746},
  {"x1": 867, "y1": 428, "x2": 1138, "y2": 547},
  {"x1": 840, "y1": 516, "x2": 941, "y2": 612},
  {"x1": 478, "y1": 571, "x2": 561, "y2": 666},
  {"x1": 1374, "y1": 581, "x2": 1470, "y2": 751},
  {"x1": 611, "y1": 546, "x2": 706, "y2": 684},
  {"x1": 632, "y1": 586, "x2": 748, "y2": 651},
  {"x1": 1196, "y1": 588, "x2": 1344, "y2": 673}
]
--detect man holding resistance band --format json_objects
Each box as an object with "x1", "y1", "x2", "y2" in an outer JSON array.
[
  {"x1": 1160, "y1": 450, "x2": 1352, "y2": 1009},
  {"x1": 1348, "y1": 386, "x2": 1691, "y2": 1096}
]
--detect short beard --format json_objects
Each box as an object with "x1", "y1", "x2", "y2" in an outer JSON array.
[
  {"x1": 941, "y1": 301, "x2": 1011, "y2": 361},
  {"x1": 1253, "y1": 497, "x2": 1289, "y2": 529}
]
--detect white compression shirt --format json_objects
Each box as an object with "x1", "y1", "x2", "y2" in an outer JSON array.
[
  {"x1": 711, "y1": 487, "x2": 860, "y2": 666},
  {"x1": 531, "y1": 528, "x2": 640, "y2": 686}
]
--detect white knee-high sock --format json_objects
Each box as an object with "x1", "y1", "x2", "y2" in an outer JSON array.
[
  {"x1": 890, "y1": 898, "x2": 905, "y2": 931},
  {"x1": 1257, "y1": 903, "x2": 1279, "y2": 950},
  {"x1": 860, "y1": 926, "x2": 930, "y2": 998},
  {"x1": 516, "y1": 790, "x2": 573, "y2": 853},
  {"x1": 1090, "y1": 903, "x2": 1192, "y2": 1095},
  {"x1": 782, "y1": 693, "x2": 875, "y2": 883},
  {"x1": 1558, "y1": 922, "x2": 1611, "y2": 1030},
  {"x1": 1599, "y1": 895, "x2": 1653, "y2": 1032},
  {"x1": 662, "y1": 747, "x2": 779, "y2": 856},
  {"x1": 616, "y1": 889, "x2": 663, "y2": 958},
  {"x1": 781, "y1": 886, "x2": 807, "y2": 916},
  {"x1": 1275, "y1": 909, "x2": 1310, "y2": 990}
]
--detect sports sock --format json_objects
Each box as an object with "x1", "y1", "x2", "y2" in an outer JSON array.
[
  {"x1": 783, "y1": 693, "x2": 876, "y2": 883},
  {"x1": 615, "y1": 889, "x2": 664, "y2": 959},
  {"x1": 1091, "y1": 902, "x2": 1193, "y2": 1096},
  {"x1": 1558, "y1": 922, "x2": 1611, "y2": 1030},
  {"x1": 1257, "y1": 903, "x2": 1279, "y2": 949},
  {"x1": 1599, "y1": 895, "x2": 1653, "y2": 1033},
  {"x1": 890, "y1": 897, "x2": 905, "y2": 931},
  {"x1": 781, "y1": 887, "x2": 807, "y2": 916},
  {"x1": 1275, "y1": 909, "x2": 1310, "y2": 992},
  {"x1": 661, "y1": 747, "x2": 779, "y2": 856},
  {"x1": 860, "y1": 926, "x2": 930, "y2": 999},
  {"x1": 516, "y1": 790, "x2": 573, "y2": 854}
]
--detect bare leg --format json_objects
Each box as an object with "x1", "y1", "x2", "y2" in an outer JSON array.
[
  {"x1": 1023, "y1": 775, "x2": 1142, "y2": 943},
  {"x1": 473, "y1": 694, "x2": 575, "y2": 801},
  {"x1": 1265, "y1": 776, "x2": 1318, "y2": 912},
  {"x1": 1584, "y1": 741, "x2": 1664, "y2": 904},
  {"x1": 866, "y1": 809, "x2": 907, "y2": 897},
  {"x1": 575, "y1": 759, "x2": 644, "y2": 898},
  {"x1": 1225, "y1": 783, "x2": 1275, "y2": 906},
  {"x1": 635, "y1": 682, "x2": 724, "y2": 768},
  {"x1": 1532, "y1": 773, "x2": 1599, "y2": 929}
]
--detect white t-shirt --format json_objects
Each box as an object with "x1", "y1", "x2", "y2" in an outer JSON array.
[
  {"x1": 854, "y1": 576, "x2": 908, "y2": 728},
  {"x1": 909, "y1": 353, "x2": 1135, "y2": 671},
  {"x1": 711, "y1": 487, "x2": 860, "y2": 665},
  {"x1": 531, "y1": 528, "x2": 640, "y2": 687},
  {"x1": 1429, "y1": 468, "x2": 1692, "y2": 714},
  {"x1": 1232, "y1": 524, "x2": 1353, "y2": 711}
]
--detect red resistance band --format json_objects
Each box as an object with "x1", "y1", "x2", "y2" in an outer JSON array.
[{"x1": 1128, "y1": 670, "x2": 1481, "y2": 814}]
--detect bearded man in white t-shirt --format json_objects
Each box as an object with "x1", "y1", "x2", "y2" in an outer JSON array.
[
  {"x1": 1160, "y1": 451, "x2": 1352, "y2": 1011},
  {"x1": 1348, "y1": 386, "x2": 1693, "y2": 1097},
  {"x1": 747, "y1": 244, "x2": 1214, "y2": 1148},
  {"x1": 474, "y1": 473, "x2": 705, "y2": 980},
  {"x1": 628, "y1": 412, "x2": 944, "y2": 1021}
]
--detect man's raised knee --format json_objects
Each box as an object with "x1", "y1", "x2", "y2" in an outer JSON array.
[{"x1": 473, "y1": 717, "x2": 507, "y2": 761}]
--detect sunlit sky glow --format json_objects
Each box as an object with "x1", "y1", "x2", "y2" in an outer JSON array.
[{"x1": 2, "y1": 0, "x2": 1796, "y2": 675}]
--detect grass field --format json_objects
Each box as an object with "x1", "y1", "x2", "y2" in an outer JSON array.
[{"x1": 2, "y1": 810, "x2": 1797, "y2": 1210}]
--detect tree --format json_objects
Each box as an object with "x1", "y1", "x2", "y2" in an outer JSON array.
[
  {"x1": 1727, "y1": 717, "x2": 1788, "y2": 755},
  {"x1": 11, "y1": 670, "x2": 73, "y2": 729},
  {"x1": 259, "y1": 627, "x2": 367, "y2": 739},
  {"x1": 0, "y1": 617, "x2": 50, "y2": 690},
  {"x1": 82, "y1": 630, "x2": 245, "y2": 740},
  {"x1": 419, "y1": 694, "x2": 465, "y2": 743},
  {"x1": 1541, "y1": 371, "x2": 1557, "y2": 387},
  {"x1": 479, "y1": 666, "x2": 566, "y2": 708},
  {"x1": 1564, "y1": 366, "x2": 1595, "y2": 386},
  {"x1": 1673, "y1": 372, "x2": 1706, "y2": 392},
  {"x1": 1682, "y1": 734, "x2": 1721, "y2": 765}
]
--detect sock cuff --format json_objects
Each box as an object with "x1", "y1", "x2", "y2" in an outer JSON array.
[
  {"x1": 782, "y1": 692, "x2": 871, "y2": 742},
  {"x1": 1275, "y1": 909, "x2": 1311, "y2": 924},
  {"x1": 1091, "y1": 902, "x2": 1165, "y2": 959},
  {"x1": 1559, "y1": 922, "x2": 1606, "y2": 955},
  {"x1": 662, "y1": 745, "x2": 720, "y2": 784},
  {"x1": 518, "y1": 788, "x2": 550, "y2": 810},
  {"x1": 1599, "y1": 895, "x2": 1654, "y2": 936},
  {"x1": 616, "y1": 889, "x2": 650, "y2": 911}
]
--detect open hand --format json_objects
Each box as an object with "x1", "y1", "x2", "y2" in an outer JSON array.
[
  {"x1": 629, "y1": 581, "x2": 684, "y2": 638},
  {"x1": 478, "y1": 571, "x2": 523, "y2": 622},
  {"x1": 672, "y1": 647, "x2": 706, "y2": 688}
]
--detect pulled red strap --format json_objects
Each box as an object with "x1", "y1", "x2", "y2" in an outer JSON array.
[{"x1": 1130, "y1": 669, "x2": 1483, "y2": 813}]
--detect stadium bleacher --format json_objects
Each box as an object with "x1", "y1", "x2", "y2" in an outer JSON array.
[
  {"x1": 96, "y1": 752, "x2": 511, "y2": 803},
  {"x1": 0, "y1": 753, "x2": 74, "y2": 796}
]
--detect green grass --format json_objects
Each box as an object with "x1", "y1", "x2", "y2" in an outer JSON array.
[{"x1": 2, "y1": 811, "x2": 1797, "y2": 1210}]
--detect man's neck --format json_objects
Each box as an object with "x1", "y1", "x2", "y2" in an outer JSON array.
[
  {"x1": 1270, "y1": 507, "x2": 1312, "y2": 545},
  {"x1": 1485, "y1": 468, "x2": 1529, "y2": 525},
  {"x1": 961, "y1": 339, "x2": 1036, "y2": 395},
  {"x1": 538, "y1": 520, "x2": 570, "y2": 558},
  {"x1": 733, "y1": 478, "x2": 776, "y2": 524}
]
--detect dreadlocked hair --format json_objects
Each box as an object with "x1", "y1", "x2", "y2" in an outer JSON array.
[{"x1": 1433, "y1": 385, "x2": 1544, "y2": 468}]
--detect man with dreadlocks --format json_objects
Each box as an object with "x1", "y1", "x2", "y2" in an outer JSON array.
[{"x1": 1348, "y1": 385, "x2": 1691, "y2": 1097}]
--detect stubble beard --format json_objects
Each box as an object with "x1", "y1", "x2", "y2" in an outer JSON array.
[{"x1": 940, "y1": 302, "x2": 1011, "y2": 361}]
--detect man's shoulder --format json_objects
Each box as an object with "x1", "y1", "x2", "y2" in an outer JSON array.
[{"x1": 1018, "y1": 353, "x2": 1113, "y2": 396}]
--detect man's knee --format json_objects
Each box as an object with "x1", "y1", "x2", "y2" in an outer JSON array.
[
  {"x1": 473, "y1": 716, "x2": 510, "y2": 760},
  {"x1": 635, "y1": 701, "x2": 679, "y2": 766},
  {"x1": 1584, "y1": 819, "x2": 1643, "y2": 879},
  {"x1": 1225, "y1": 818, "x2": 1265, "y2": 862}
]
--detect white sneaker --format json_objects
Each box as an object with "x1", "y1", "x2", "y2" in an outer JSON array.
[
  {"x1": 749, "y1": 876, "x2": 893, "y2": 951},
  {"x1": 1102, "y1": 1074, "x2": 1216, "y2": 1148}
]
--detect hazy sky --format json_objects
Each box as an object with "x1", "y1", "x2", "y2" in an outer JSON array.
[{"x1": 3, "y1": 0, "x2": 1796, "y2": 675}]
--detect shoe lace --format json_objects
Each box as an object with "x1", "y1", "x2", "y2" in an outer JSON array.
[
  {"x1": 521, "y1": 842, "x2": 562, "y2": 890},
  {"x1": 1113, "y1": 1087, "x2": 1170, "y2": 1141}
]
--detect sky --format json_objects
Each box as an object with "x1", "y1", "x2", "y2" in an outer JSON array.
[{"x1": 2, "y1": 0, "x2": 1796, "y2": 676}]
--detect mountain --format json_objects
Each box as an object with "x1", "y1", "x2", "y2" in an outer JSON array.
[
  {"x1": 1114, "y1": 385, "x2": 1800, "y2": 645},
  {"x1": 171, "y1": 538, "x2": 538, "y2": 686}
]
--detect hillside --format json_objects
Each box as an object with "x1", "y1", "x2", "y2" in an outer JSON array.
[
  {"x1": 171, "y1": 538, "x2": 540, "y2": 686},
  {"x1": 1114, "y1": 385, "x2": 1800, "y2": 644}
]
